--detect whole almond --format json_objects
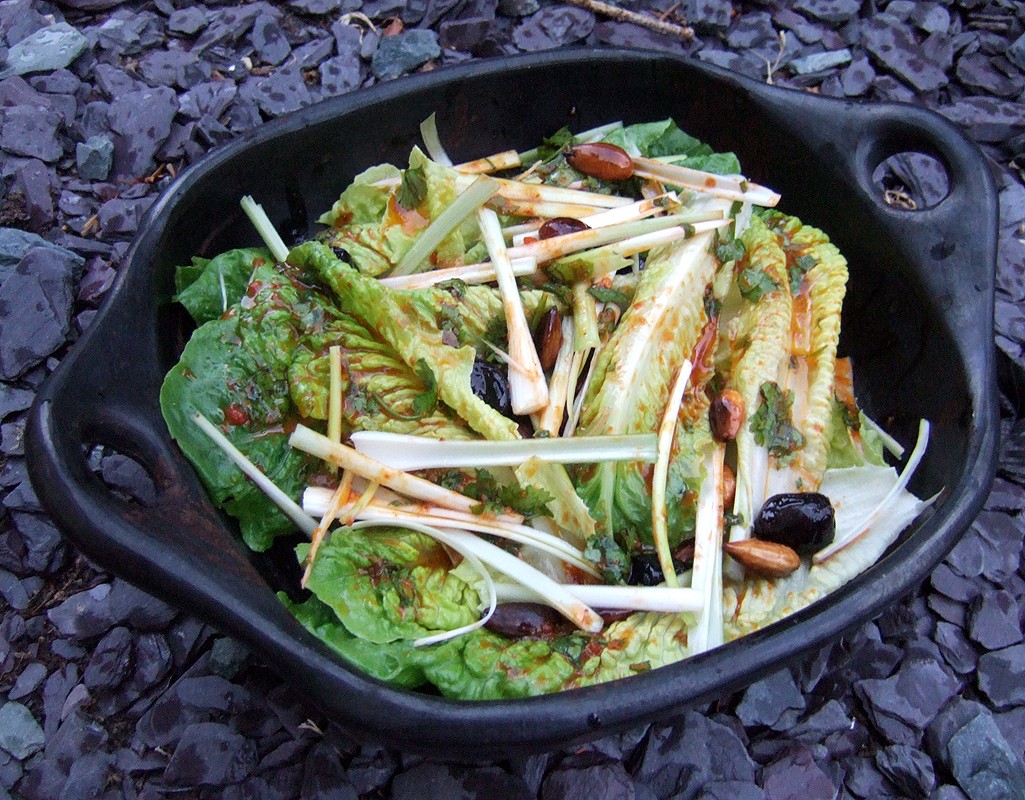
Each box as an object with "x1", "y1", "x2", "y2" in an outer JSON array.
[
  {"x1": 723, "y1": 539, "x2": 801, "y2": 578},
  {"x1": 566, "y1": 143, "x2": 634, "y2": 181}
]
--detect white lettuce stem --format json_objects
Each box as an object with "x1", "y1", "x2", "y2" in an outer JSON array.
[{"x1": 493, "y1": 582, "x2": 703, "y2": 613}]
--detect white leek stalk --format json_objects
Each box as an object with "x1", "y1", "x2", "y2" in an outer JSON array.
[
  {"x1": 493, "y1": 582, "x2": 703, "y2": 613},
  {"x1": 419, "y1": 112, "x2": 453, "y2": 167},
  {"x1": 240, "y1": 196, "x2": 289, "y2": 263},
  {"x1": 378, "y1": 257, "x2": 536, "y2": 289},
  {"x1": 631, "y1": 157, "x2": 781, "y2": 207}
]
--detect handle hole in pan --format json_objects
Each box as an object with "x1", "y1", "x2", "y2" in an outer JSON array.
[
  {"x1": 83, "y1": 443, "x2": 158, "y2": 508},
  {"x1": 870, "y1": 151, "x2": 951, "y2": 211}
]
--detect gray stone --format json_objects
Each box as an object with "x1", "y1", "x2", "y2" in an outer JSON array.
[
  {"x1": 107, "y1": 86, "x2": 178, "y2": 180},
  {"x1": 0, "y1": 229, "x2": 82, "y2": 284},
  {"x1": 0, "y1": 23, "x2": 89, "y2": 80},
  {"x1": 240, "y1": 66, "x2": 312, "y2": 117},
  {"x1": 75, "y1": 136, "x2": 113, "y2": 181},
  {"x1": 163, "y1": 722, "x2": 257, "y2": 786},
  {"x1": 789, "y1": 48, "x2": 852, "y2": 75},
  {"x1": 948, "y1": 713, "x2": 1025, "y2": 800},
  {"x1": 0, "y1": 702, "x2": 44, "y2": 760},
  {"x1": 0, "y1": 107, "x2": 62, "y2": 162},
  {"x1": 977, "y1": 643, "x2": 1025, "y2": 709},
  {"x1": 8, "y1": 661, "x2": 45, "y2": 700},
  {"x1": 251, "y1": 13, "x2": 291, "y2": 66},
  {"x1": 1009, "y1": 34, "x2": 1025, "y2": 73},
  {"x1": 499, "y1": 0, "x2": 539, "y2": 14},
  {"x1": 168, "y1": 7, "x2": 208, "y2": 36},
  {"x1": 792, "y1": 0, "x2": 860, "y2": 24},
  {"x1": 863, "y1": 16, "x2": 949, "y2": 92},
  {"x1": 371, "y1": 30, "x2": 441, "y2": 80}
]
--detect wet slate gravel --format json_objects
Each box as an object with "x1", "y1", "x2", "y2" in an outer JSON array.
[{"x1": 0, "y1": 0, "x2": 1024, "y2": 797}]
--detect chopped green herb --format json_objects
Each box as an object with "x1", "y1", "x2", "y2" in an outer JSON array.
[
  {"x1": 788, "y1": 253, "x2": 817, "y2": 295},
  {"x1": 750, "y1": 381, "x2": 806, "y2": 461},
  {"x1": 737, "y1": 266, "x2": 779, "y2": 302},
  {"x1": 412, "y1": 359, "x2": 438, "y2": 417},
  {"x1": 583, "y1": 533, "x2": 629, "y2": 583},
  {"x1": 535, "y1": 126, "x2": 574, "y2": 163},
  {"x1": 714, "y1": 235, "x2": 746, "y2": 265},
  {"x1": 397, "y1": 164, "x2": 427, "y2": 210},
  {"x1": 464, "y1": 469, "x2": 554, "y2": 518},
  {"x1": 587, "y1": 286, "x2": 630, "y2": 306},
  {"x1": 723, "y1": 511, "x2": 744, "y2": 528}
]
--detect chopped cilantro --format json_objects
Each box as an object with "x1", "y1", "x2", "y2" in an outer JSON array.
[
  {"x1": 749, "y1": 381, "x2": 805, "y2": 461},
  {"x1": 737, "y1": 266, "x2": 779, "y2": 302},
  {"x1": 714, "y1": 235, "x2": 746, "y2": 265},
  {"x1": 348, "y1": 385, "x2": 380, "y2": 416},
  {"x1": 411, "y1": 359, "x2": 438, "y2": 417},
  {"x1": 788, "y1": 253, "x2": 817, "y2": 295},
  {"x1": 535, "y1": 126, "x2": 574, "y2": 163},
  {"x1": 463, "y1": 469, "x2": 554, "y2": 518},
  {"x1": 583, "y1": 533, "x2": 629, "y2": 583},
  {"x1": 723, "y1": 511, "x2": 744, "y2": 528},
  {"x1": 587, "y1": 286, "x2": 630, "y2": 306},
  {"x1": 397, "y1": 164, "x2": 427, "y2": 210}
]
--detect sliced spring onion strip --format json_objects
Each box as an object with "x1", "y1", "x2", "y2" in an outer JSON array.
[
  {"x1": 651, "y1": 359, "x2": 694, "y2": 589},
  {"x1": 302, "y1": 470, "x2": 353, "y2": 587},
  {"x1": 505, "y1": 195, "x2": 677, "y2": 243},
  {"x1": 192, "y1": 412, "x2": 317, "y2": 536},
  {"x1": 506, "y1": 211, "x2": 722, "y2": 265},
  {"x1": 688, "y1": 446, "x2": 725, "y2": 654},
  {"x1": 240, "y1": 195, "x2": 289, "y2": 263},
  {"x1": 289, "y1": 424, "x2": 524, "y2": 524},
  {"x1": 631, "y1": 157, "x2": 781, "y2": 207},
  {"x1": 813, "y1": 419, "x2": 931, "y2": 563},
  {"x1": 348, "y1": 430, "x2": 657, "y2": 470},
  {"x1": 493, "y1": 582, "x2": 703, "y2": 613},
  {"x1": 458, "y1": 173, "x2": 632, "y2": 209},
  {"x1": 537, "y1": 316, "x2": 576, "y2": 436},
  {"x1": 326, "y1": 346, "x2": 343, "y2": 475},
  {"x1": 378, "y1": 257, "x2": 536, "y2": 289},
  {"x1": 516, "y1": 120, "x2": 623, "y2": 164},
  {"x1": 489, "y1": 198, "x2": 611, "y2": 220},
  {"x1": 862, "y1": 414, "x2": 905, "y2": 458},
  {"x1": 348, "y1": 520, "x2": 496, "y2": 647},
  {"x1": 456, "y1": 150, "x2": 521, "y2": 174},
  {"x1": 572, "y1": 281, "x2": 601, "y2": 351},
  {"x1": 419, "y1": 112, "x2": 453, "y2": 167},
  {"x1": 390, "y1": 176, "x2": 500, "y2": 277},
  {"x1": 478, "y1": 208, "x2": 548, "y2": 414}
]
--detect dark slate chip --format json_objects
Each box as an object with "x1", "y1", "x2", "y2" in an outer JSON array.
[
  {"x1": 208, "y1": 636, "x2": 250, "y2": 679},
  {"x1": 240, "y1": 66, "x2": 313, "y2": 117},
  {"x1": 292, "y1": 36, "x2": 335, "y2": 70},
  {"x1": 371, "y1": 30, "x2": 441, "y2": 78},
  {"x1": 968, "y1": 590, "x2": 1022, "y2": 650},
  {"x1": 0, "y1": 23, "x2": 89, "y2": 80},
  {"x1": 947, "y1": 713, "x2": 1025, "y2": 800},
  {"x1": 135, "y1": 689, "x2": 212, "y2": 749},
  {"x1": 299, "y1": 741, "x2": 360, "y2": 800},
  {"x1": 252, "y1": 13, "x2": 292, "y2": 66},
  {"x1": 46, "y1": 582, "x2": 119, "y2": 639},
  {"x1": 635, "y1": 712, "x2": 756, "y2": 798},
  {"x1": 792, "y1": 0, "x2": 860, "y2": 24},
  {"x1": 175, "y1": 674, "x2": 249, "y2": 712},
  {"x1": 440, "y1": 16, "x2": 493, "y2": 52},
  {"x1": 391, "y1": 762, "x2": 532, "y2": 800},
  {"x1": 790, "y1": 48, "x2": 853, "y2": 74},
  {"x1": 540, "y1": 758, "x2": 634, "y2": 800},
  {"x1": 939, "y1": 98, "x2": 1025, "y2": 144},
  {"x1": 137, "y1": 48, "x2": 207, "y2": 89},
  {"x1": 512, "y1": 6, "x2": 594, "y2": 52},
  {"x1": 179, "y1": 80, "x2": 239, "y2": 120},
  {"x1": 319, "y1": 52, "x2": 363, "y2": 97},
  {"x1": 933, "y1": 621, "x2": 979, "y2": 676},
  {"x1": 957, "y1": 52, "x2": 1024, "y2": 97},
  {"x1": 344, "y1": 746, "x2": 400, "y2": 796},
  {"x1": 855, "y1": 655, "x2": 960, "y2": 745},
  {"x1": 97, "y1": 196, "x2": 155, "y2": 238},
  {"x1": 92, "y1": 64, "x2": 140, "y2": 101},
  {"x1": 735, "y1": 668, "x2": 806, "y2": 729},
  {"x1": 694, "y1": 779, "x2": 765, "y2": 800},
  {"x1": 289, "y1": 0, "x2": 359, "y2": 14},
  {"x1": 984, "y1": 477, "x2": 1025, "y2": 514},
  {"x1": 0, "y1": 701, "x2": 44, "y2": 760},
  {"x1": 107, "y1": 86, "x2": 177, "y2": 180},
  {"x1": 863, "y1": 15, "x2": 948, "y2": 91},
  {"x1": 163, "y1": 722, "x2": 258, "y2": 787},
  {"x1": 930, "y1": 563, "x2": 980, "y2": 603},
  {"x1": 8, "y1": 661, "x2": 46, "y2": 700},
  {"x1": 60, "y1": 752, "x2": 114, "y2": 800},
  {"x1": 83, "y1": 626, "x2": 133, "y2": 690},
  {"x1": 972, "y1": 511, "x2": 1023, "y2": 583},
  {"x1": 875, "y1": 744, "x2": 935, "y2": 798},
  {"x1": 787, "y1": 699, "x2": 853, "y2": 744},
  {"x1": 0, "y1": 569, "x2": 29, "y2": 611},
  {"x1": 499, "y1": 0, "x2": 539, "y2": 15},
  {"x1": 168, "y1": 7, "x2": 208, "y2": 36},
  {"x1": 0, "y1": 107, "x2": 62, "y2": 162},
  {"x1": 13, "y1": 159, "x2": 56, "y2": 231},
  {"x1": 761, "y1": 746, "x2": 837, "y2": 800},
  {"x1": 977, "y1": 643, "x2": 1025, "y2": 709},
  {"x1": 46, "y1": 711, "x2": 109, "y2": 776}
]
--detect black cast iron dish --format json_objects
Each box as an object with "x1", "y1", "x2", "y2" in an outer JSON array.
[{"x1": 27, "y1": 49, "x2": 999, "y2": 758}]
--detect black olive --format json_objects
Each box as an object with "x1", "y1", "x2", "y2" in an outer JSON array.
[
  {"x1": 330, "y1": 246, "x2": 352, "y2": 264},
  {"x1": 753, "y1": 492, "x2": 835, "y2": 556},
  {"x1": 470, "y1": 358, "x2": 513, "y2": 417},
  {"x1": 629, "y1": 553, "x2": 665, "y2": 586},
  {"x1": 538, "y1": 217, "x2": 590, "y2": 239},
  {"x1": 485, "y1": 602, "x2": 567, "y2": 639}
]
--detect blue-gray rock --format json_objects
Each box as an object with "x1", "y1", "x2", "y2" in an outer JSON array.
[
  {"x1": 137, "y1": 48, "x2": 206, "y2": 89},
  {"x1": 540, "y1": 757, "x2": 632, "y2": 800},
  {"x1": 241, "y1": 65, "x2": 312, "y2": 116},
  {"x1": 83, "y1": 626, "x2": 133, "y2": 690},
  {"x1": 499, "y1": 0, "x2": 538, "y2": 14},
  {"x1": 0, "y1": 229, "x2": 83, "y2": 284},
  {"x1": 47, "y1": 582, "x2": 119, "y2": 640},
  {"x1": 251, "y1": 13, "x2": 291, "y2": 66},
  {"x1": 95, "y1": 10, "x2": 164, "y2": 55},
  {"x1": 75, "y1": 135, "x2": 113, "y2": 181},
  {"x1": 168, "y1": 7, "x2": 208, "y2": 36},
  {"x1": 512, "y1": 6, "x2": 593, "y2": 52},
  {"x1": 58, "y1": 752, "x2": 113, "y2": 800},
  {"x1": 287, "y1": 0, "x2": 349, "y2": 14},
  {"x1": 164, "y1": 722, "x2": 257, "y2": 786},
  {"x1": 875, "y1": 744, "x2": 935, "y2": 798},
  {"x1": 0, "y1": 246, "x2": 79, "y2": 380},
  {"x1": 956, "y1": 52, "x2": 1024, "y2": 98},
  {"x1": 792, "y1": 0, "x2": 859, "y2": 24},
  {"x1": 855, "y1": 655, "x2": 961, "y2": 745},
  {"x1": 910, "y1": 3, "x2": 949, "y2": 35},
  {"x1": 948, "y1": 713, "x2": 1025, "y2": 800},
  {"x1": 0, "y1": 569, "x2": 28, "y2": 611},
  {"x1": 97, "y1": 196, "x2": 155, "y2": 238},
  {"x1": 735, "y1": 668, "x2": 806, "y2": 729},
  {"x1": 1008, "y1": 34, "x2": 1025, "y2": 73},
  {"x1": 0, "y1": 386, "x2": 33, "y2": 423},
  {"x1": 372, "y1": 30, "x2": 442, "y2": 79},
  {"x1": 0, "y1": 702, "x2": 44, "y2": 760},
  {"x1": 977, "y1": 643, "x2": 1025, "y2": 709},
  {"x1": 863, "y1": 16, "x2": 948, "y2": 92},
  {"x1": 696, "y1": 780, "x2": 765, "y2": 800},
  {"x1": 179, "y1": 80, "x2": 238, "y2": 120},
  {"x1": 933, "y1": 620, "x2": 979, "y2": 675},
  {"x1": 761, "y1": 746, "x2": 837, "y2": 799},
  {"x1": 789, "y1": 48, "x2": 852, "y2": 75},
  {"x1": 440, "y1": 16, "x2": 492, "y2": 52},
  {"x1": 208, "y1": 636, "x2": 251, "y2": 679},
  {"x1": 291, "y1": 36, "x2": 335, "y2": 70},
  {"x1": 0, "y1": 23, "x2": 89, "y2": 80},
  {"x1": 13, "y1": 158, "x2": 56, "y2": 230},
  {"x1": 108, "y1": 86, "x2": 177, "y2": 180},
  {"x1": 0, "y1": 107, "x2": 62, "y2": 162},
  {"x1": 93, "y1": 63, "x2": 139, "y2": 100},
  {"x1": 968, "y1": 590, "x2": 1022, "y2": 650},
  {"x1": 8, "y1": 661, "x2": 46, "y2": 700}
]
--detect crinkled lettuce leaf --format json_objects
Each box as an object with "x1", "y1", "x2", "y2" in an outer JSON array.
[{"x1": 175, "y1": 247, "x2": 273, "y2": 325}]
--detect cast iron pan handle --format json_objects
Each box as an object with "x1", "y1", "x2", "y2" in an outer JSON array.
[{"x1": 26, "y1": 258, "x2": 283, "y2": 634}]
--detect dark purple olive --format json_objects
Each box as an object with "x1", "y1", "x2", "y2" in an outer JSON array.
[
  {"x1": 485, "y1": 602, "x2": 567, "y2": 639},
  {"x1": 538, "y1": 217, "x2": 590, "y2": 239},
  {"x1": 470, "y1": 358, "x2": 512, "y2": 417},
  {"x1": 752, "y1": 492, "x2": 835, "y2": 556},
  {"x1": 629, "y1": 553, "x2": 664, "y2": 586}
]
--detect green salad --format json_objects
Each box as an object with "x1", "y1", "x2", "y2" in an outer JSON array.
[{"x1": 160, "y1": 117, "x2": 933, "y2": 699}]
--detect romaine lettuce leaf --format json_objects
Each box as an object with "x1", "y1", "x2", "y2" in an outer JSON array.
[{"x1": 175, "y1": 248, "x2": 273, "y2": 324}]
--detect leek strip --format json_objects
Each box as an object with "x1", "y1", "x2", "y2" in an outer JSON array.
[
  {"x1": 192, "y1": 413, "x2": 317, "y2": 535},
  {"x1": 506, "y1": 211, "x2": 721, "y2": 265},
  {"x1": 347, "y1": 520, "x2": 496, "y2": 647},
  {"x1": 390, "y1": 176, "x2": 500, "y2": 277},
  {"x1": 455, "y1": 150, "x2": 521, "y2": 174},
  {"x1": 349, "y1": 430, "x2": 657, "y2": 470},
  {"x1": 651, "y1": 359, "x2": 694, "y2": 589},
  {"x1": 564, "y1": 347, "x2": 597, "y2": 437},
  {"x1": 301, "y1": 470, "x2": 353, "y2": 587},
  {"x1": 378, "y1": 257, "x2": 536, "y2": 289},
  {"x1": 516, "y1": 120, "x2": 623, "y2": 164},
  {"x1": 326, "y1": 346, "x2": 343, "y2": 475},
  {"x1": 419, "y1": 112, "x2": 453, "y2": 167},
  {"x1": 288, "y1": 424, "x2": 524, "y2": 523},
  {"x1": 537, "y1": 316, "x2": 575, "y2": 435},
  {"x1": 814, "y1": 419, "x2": 931, "y2": 563},
  {"x1": 505, "y1": 195, "x2": 677, "y2": 243},
  {"x1": 862, "y1": 414, "x2": 905, "y2": 458},
  {"x1": 458, "y1": 173, "x2": 631, "y2": 208},
  {"x1": 489, "y1": 198, "x2": 610, "y2": 220},
  {"x1": 493, "y1": 582, "x2": 703, "y2": 613},
  {"x1": 240, "y1": 196, "x2": 289, "y2": 263},
  {"x1": 611, "y1": 219, "x2": 730, "y2": 258},
  {"x1": 572, "y1": 281, "x2": 601, "y2": 351},
  {"x1": 688, "y1": 446, "x2": 725, "y2": 653},
  {"x1": 478, "y1": 208, "x2": 548, "y2": 414},
  {"x1": 631, "y1": 157, "x2": 781, "y2": 206}
]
